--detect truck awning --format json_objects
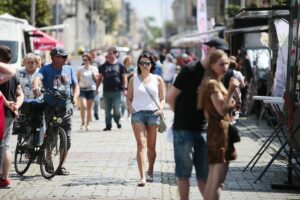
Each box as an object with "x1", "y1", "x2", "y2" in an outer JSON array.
[{"x1": 31, "y1": 30, "x2": 63, "y2": 51}]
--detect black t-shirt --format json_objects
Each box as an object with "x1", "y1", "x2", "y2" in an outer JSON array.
[
  {"x1": 98, "y1": 61, "x2": 127, "y2": 92},
  {"x1": 0, "y1": 76, "x2": 20, "y2": 117},
  {"x1": 173, "y1": 61, "x2": 206, "y2": 132}
]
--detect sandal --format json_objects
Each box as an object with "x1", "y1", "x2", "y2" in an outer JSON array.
[
  {"x1": 146, "y1": 171, "x2": 153, "y2": 182},
  {"x1": 80, "y1": 124, "x2": 85, "y2": 130},
  {"x1": 137, "y1": 179, "x2": 146, "y2": 187},
  {"x1": 45, "y1": 160, "x2": 54, "y2": 174},
  {"x1": 57, "y1": 167, "x2": 70, "y2": 176},
  {"x1": 146, "y1": 174, "x2": 153, "y2": 182}
]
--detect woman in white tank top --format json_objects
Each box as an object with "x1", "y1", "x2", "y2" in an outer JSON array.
[{"x1": 127, "y1": 51, "x2": 165, "y2": 187}]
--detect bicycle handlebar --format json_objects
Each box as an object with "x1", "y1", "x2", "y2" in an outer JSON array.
[{"x1": 41, "y1": 88, "x2": 73, "y2": 102}]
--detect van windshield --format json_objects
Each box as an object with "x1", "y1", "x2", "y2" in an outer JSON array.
[{"x1": 0, "y1": 40, "x2": 18, "y2": 64}]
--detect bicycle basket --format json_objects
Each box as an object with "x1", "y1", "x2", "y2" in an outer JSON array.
[
  {"x1": 12, "y1": 115, "x2": 27, "y2": 135},
  {"x1": 21, "y1": 99, "x2": 44, "y2": 117}
]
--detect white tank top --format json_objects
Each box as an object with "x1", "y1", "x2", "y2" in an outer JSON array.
[{"x1": 132, "y1": 74, "x2": 160, "y2": 112}]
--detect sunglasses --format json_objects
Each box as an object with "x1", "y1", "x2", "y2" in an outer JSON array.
[{"x1": 139, "y1": 61, "x2": 151, "y2": 67}]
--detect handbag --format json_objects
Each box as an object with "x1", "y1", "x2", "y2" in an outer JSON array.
[
  {"x1": 139, "y1": 76, "x2": 166, "y2": 133},
  {"x1": 158, "y1": 113, "x2": 167, "y2": 133},
  {"x1": 228, "y1": 124, "x2": 241, "y2": 143}
]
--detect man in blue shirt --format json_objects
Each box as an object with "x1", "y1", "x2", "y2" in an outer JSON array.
[{"x1": 33, "y1": 47, "x2": 79, "y2": 175}]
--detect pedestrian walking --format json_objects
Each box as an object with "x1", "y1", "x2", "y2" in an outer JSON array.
[
  {"x1": 126, "y1": 51, "x2": 165, "y2": 187},
  {"x1": 162, "y1": 54, "x2": 176, "y2": 94},
  {"x1": 166, "y1": 37, "x2": 229, "y2": 200},
  {"x1": 97, "y1": 47, "x2": 127, "y2": 131},
  {"x1": 122, "y1": 55, "x2": 136, "y2": 118},
  {"x1": 0, "y1": 45, "x2": 24, "y2": 188},
  {"x1": 77, "y1": 53, "x2": 99, "y2": 130},
  {"x1": 198, "y1": 50, "x2": 239, "y2": 200},
  {"x1": 33, "y1": 47, "x2": 79, "y2": 175},
  {"x1": 0, "y1": 48, "x2": 17, "y2": 173},
  {"x1": 237, "y1": 49, "x2": 253, "y2": 116},
  {"x1": 89, "y1": 49, "x2": 101, "y2": 120}
]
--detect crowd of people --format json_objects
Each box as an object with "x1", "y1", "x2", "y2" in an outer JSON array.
[{"x1": 0, "y1": 37, "x2": 255, "y2": 200}]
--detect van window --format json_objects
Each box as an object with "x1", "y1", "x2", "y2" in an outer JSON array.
[{"x1": 0, "y1": 40, "x2": 18, "y2": 64}]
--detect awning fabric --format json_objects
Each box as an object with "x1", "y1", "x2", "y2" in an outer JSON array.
[{"x1": 32, "y1": 30, "x2": 63, "y2": 51}]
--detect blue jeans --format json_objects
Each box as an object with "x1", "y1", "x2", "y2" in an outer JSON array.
[
  {"x1": 173, "y1": 129, "x2": 208, "y2": 180},
  {"x1": 103, "y1": 91, "x2": 121, "y2": 128},
  {"x1": 93, "y1": 94, "x2": 99, "y2": 116}
]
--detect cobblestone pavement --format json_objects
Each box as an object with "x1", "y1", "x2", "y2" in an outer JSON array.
[{"x1": 1, "y1": 108, "x2": 300, "y2": 200}]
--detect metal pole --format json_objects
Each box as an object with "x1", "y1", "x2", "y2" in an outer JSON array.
[
  {"x1": 55, "y1": 0, "x2": 59, "y2": 39},
  {"x1": 225, "y1": 0, "x2": 228, "y2": 26},
  {"x1": 31, "y1": 0, "x2": 36, "y2": 26},
  {"x1": 240, "y1": 0, "x2": 245, "y2": 8},
  {"x1": 75, "y1": 0, "x2": 79, "y2": 51}
]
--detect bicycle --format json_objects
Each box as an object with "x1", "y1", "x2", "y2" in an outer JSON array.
[{"x1": 14, "y1": 89, "x2": 70, "y2": 179}]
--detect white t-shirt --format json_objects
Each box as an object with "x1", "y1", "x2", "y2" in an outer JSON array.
[{"x1": 78, "y1": 65, "x2": 98, "y2": 91}]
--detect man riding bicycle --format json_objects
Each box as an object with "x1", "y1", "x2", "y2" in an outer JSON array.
[{"x1": 33, "y1": 47, "x2": 79, "y2": 175}]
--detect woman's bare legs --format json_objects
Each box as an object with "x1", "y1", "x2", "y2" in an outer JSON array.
[
  {"x1": 146, "y1": 125, "x2": 158, "y2": 177},
  {"x1": 132, "y1": 123, "x2": 147, "y2": 184},
  {"x1": 80, "y1": 97, "x2": 87, "y2": 129},
  {"x1": 204, "y1": 163, "x2": 229, "y2": 200},
  {"x1": 86, "y1": 99, "x2": 94, "y2": 129}
]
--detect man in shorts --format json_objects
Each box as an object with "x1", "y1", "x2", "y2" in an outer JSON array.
[
  {"x1": 0, "y1": 45, "x2": 24, "y2": 188},
  {"x1": 167, "y1": 37, "x2": 229, "y2": 199}
]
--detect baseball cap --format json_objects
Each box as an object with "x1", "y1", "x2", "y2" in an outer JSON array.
[
  {"x1": 50, "y1": 47, "x2": 68, "y2": 57},
  {"x1": 203, "y1": 38, "x2": 229, "y2": 51}
]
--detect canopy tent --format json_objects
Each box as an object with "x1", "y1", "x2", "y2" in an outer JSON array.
[{"x1": 31, "y1": 30, "x2": 63, "y2": 51}]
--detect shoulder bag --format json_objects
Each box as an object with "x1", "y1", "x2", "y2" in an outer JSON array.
[
  {"x1": 228, "y1": 123, "x2": 240, "y2": 143},
  {"x1": 139, "y1": 76, "x2": 167, "y2": 133}
]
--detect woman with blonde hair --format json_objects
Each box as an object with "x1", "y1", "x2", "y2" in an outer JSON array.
[
  {"x1": 18, "y1": 53, "x2": 40, "y2": 99},
  {"x1": 198, "y1": 50, "x2": 239, "y2": 200},
  {"x1": 77, "y1": 53, "x2": 99, "y2": 130},
  {"x1": 127, "y1": 51, "x2": 165, "y2": 187}
]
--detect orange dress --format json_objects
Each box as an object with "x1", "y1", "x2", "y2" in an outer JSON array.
[{"x1": 202, "y1": 80, "x2": 237, "y2": 164}]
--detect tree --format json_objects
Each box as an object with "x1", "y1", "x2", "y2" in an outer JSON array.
[
  {"x1": 0, "y1": 0, "x2": 51, "y2": 27},
  {"x1": 143, "y1": 16, "x2": 162, "y2": 46}
]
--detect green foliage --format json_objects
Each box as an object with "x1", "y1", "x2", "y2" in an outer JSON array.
[
  {"x1": 227, "y1": 4, "x2": 241, "y2": 17},
  {"x1": 0, "y1": 0, "x2": 51, "y2": 27},
  {"x1": 143, "y1": 16, "x2": 162, "y2": 46},
  {"x1": 275, "y1": 0, "x2": 289, "y2": 5},
  {"x1": 103, "y1": 2, "x2": 118, "y2": 33}
]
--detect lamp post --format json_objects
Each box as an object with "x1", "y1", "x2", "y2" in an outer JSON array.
[{"x1": 31, "y1": 0, "x2": 36, "y2": 26}]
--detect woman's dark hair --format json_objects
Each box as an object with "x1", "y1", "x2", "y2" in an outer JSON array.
[
  {"x1": 0, "y1": 45, "x2": 12, "y2": 63},
  {"x1": 137, "y1": 51, "x2": 156, "y2": 74}
]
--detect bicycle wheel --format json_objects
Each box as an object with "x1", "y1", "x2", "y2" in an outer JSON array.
[
  {"x1": 14, "y1": 135, "x2": 34, "y2": 175},
  {"x1": 40, "y1": 127, "x2": 67, "y2": 179}
]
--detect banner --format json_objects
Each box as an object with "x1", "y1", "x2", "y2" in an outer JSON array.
[{"x1": 197, "y1": 0, "x2": 207, "y2": 34}]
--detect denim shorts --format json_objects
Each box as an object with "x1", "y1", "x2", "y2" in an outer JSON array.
[
  {"x1": 80, "y1": 90, "x2": 95, "y2": 100},
  {"x1": 173, "y1": 129, "x2": 208, "y2": 180},
  {"x1": 4, "y1": 117, "x2": 14, "y2": 150},
  {"x1": 131, "y1": 110, "x2": 160, "y2": 126}
]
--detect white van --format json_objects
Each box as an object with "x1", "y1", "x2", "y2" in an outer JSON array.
[{"x1": 0, "y1": 13, "x2": 33, "y2": 69}]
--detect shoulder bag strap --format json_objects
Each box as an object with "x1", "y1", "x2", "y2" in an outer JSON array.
[{"x1": 138, "y1": 75, "x2": 161, "y2": 110}]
